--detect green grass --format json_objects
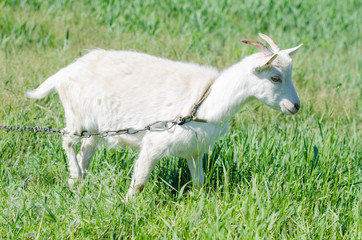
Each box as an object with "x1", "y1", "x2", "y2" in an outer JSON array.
[{"x1": 0, "y1": 0, "x2": 361, "y2": 239}]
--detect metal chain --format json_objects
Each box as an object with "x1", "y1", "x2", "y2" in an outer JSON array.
[
  {"x1": 69, "y1": 116, "x2": 188, "y2": 138},
  {"x1": 0, "y1": 115, "x2": 190, "y2": 138},
  {"x1": 0, "y1": 125, "x2": 67, "y2": 136}
]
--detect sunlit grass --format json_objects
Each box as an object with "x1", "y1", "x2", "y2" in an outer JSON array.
[{"x1": 0, "y1": 0, "x2": 361, "y2": 239}]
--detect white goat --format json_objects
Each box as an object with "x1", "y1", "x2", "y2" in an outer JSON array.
[{"x1": 26, "y1": 33, "x2": 302, "y2": 201}]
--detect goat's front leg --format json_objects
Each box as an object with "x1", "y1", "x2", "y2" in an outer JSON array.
[
  {"x1": 187, "y1": 154, "x2": 205, "y2": 188},
  {"x1": 62, "y1": 137, "x2": 82, "y2": 188},
  {"x1": 125, "y1": 145, "x2": 164, "y2": 202}
]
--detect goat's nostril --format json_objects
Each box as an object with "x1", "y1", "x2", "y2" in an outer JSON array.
[{"x1": 294, "y1": 103, "x2": 300, "y2": 110}]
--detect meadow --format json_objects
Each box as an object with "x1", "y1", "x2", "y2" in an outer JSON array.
[{"x1": 0, "y1": 0, "x2": 361, "y2": 239}]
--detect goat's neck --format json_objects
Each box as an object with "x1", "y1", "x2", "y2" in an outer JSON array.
[{"x1": 197, "y1": 61, "x2": 255, "y2": 123}]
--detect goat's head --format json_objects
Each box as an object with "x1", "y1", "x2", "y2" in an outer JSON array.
[{"x1": 242, "y1": 33, "x2": 302, "y2": 115}]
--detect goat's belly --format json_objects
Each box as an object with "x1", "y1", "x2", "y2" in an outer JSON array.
[
  {"x1": 165, "y1": 122, "x2": 229, "y2": 158},
  {"x1": 171, "y1": 136, "x2": 217, "y2": 158},
  {"x1": 103, "y1": 134, "x2": 144, "y2": 149}
]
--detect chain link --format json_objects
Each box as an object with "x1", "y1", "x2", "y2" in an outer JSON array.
[{"x1": 0, "y1": 115, "x2": 190, "y2": 138}]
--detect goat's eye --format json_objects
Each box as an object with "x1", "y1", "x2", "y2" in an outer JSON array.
[{"x1": 271, "y1": 76, "x2": 282, "y2": 83}]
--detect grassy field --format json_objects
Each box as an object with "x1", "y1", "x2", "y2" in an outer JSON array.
[{"x1": 0, "y1": 0, "x2": 361, "y2": 239}]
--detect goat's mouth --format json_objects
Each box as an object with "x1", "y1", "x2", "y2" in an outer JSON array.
[{"x1": 281, "y1": 103, "x2": 298, "y2": 115}]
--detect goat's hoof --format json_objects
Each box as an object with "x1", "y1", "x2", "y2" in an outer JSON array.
[
  {"x1": 68, "y1": 178, "x2": 83, "y2": 190},
  {"x1": 68, "y1": 178, "x2": 76, "y2": 190},
  {"x1": 124, "y1": 192, "x2": 134, "y2": 203},
  {"x1": 124, "y1": 183, "x2": 145, "y2": 203}
]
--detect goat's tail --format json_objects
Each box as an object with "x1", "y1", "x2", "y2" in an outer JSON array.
[{"x1": 26, "y1": 69, "x2": 63, "y2": 99}]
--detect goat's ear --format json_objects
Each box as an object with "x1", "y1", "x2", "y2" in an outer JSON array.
[
  {"x1": 284, "y1": 43, "x2": 303, "y2": 56},
  {"x1": 255, "y1": 54, "x2": 278, "y2": 72}
]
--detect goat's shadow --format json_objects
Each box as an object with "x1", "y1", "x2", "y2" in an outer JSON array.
[{"x1": 149, "y1": 142, "x2": 225, "y2": 198}]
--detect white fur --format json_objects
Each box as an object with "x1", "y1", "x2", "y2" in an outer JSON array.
[{"x1": 26, "y1": 36, "x2": 302, "y2": 201}]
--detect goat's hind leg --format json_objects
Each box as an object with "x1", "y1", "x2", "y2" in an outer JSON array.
[
  {"x1": 77, "y1": 136, "x2": 98, "y2": 177},
  {"x1": 62, "y1": 136, "x2": 82, "y2": 188}
]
